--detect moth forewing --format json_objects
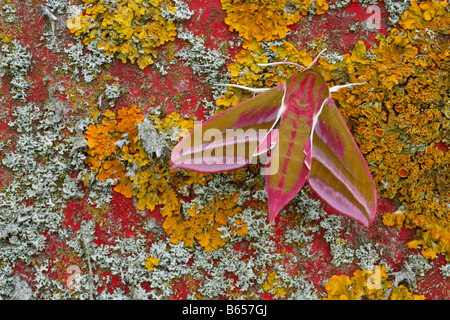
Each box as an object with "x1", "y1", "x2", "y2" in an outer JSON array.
[
  {"x1": 171, "y1": 84, "x2": 285, "y2": 172},
  {"x1": 202, "y1": 128, "x2": 225, "y2": 165}
]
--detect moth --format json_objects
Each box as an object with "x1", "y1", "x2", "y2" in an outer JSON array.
[{"x1": 171, "y1": 50, "x2": 377, "y2": 227}]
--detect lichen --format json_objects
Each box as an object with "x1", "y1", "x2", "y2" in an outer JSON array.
[
  {"x1": 383, "y1": 0, "x2": 412, "y2": 25},
  {"x1": 67, "y1": 0, "x2": 190, "y2": 69},
  {"x1": 0, "y1": 2, "x2": 17, "y2": 23},
  {"x1": 144, "y1": 257, "x2": 159, "y2": 271},
  {"x1": 219, "y1": 0, "x2": 319, "y2": 43},
  {"x1": 440, "y1": 262, "x2": 450, "y2": 278},
  {"x1": 175, "y1": 28, "x2": 229, "y2": 88},
  {"x1": 209, "y1": 2, "x2": 449, "y2": 295},
  {"x1": 45, "y1": 0, "x2": 70, "y2": 14},
  {"x1": 145, "y1": 207, "x2": 319, "y2": 299},
  {"x1": 323, "y1": 265, "x2": 425, "y2": 300},
  {"x1": 0, "y1": 103, "x2": 86, "y2": 299},
  {"x1": 0, "y1": 39, "x2": 32, "y2": 101},
  {"x1": 63, "y1": 39, "x2": 114, "y2": 83}
]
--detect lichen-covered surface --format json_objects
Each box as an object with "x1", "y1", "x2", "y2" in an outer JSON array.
[{"x1": 0, "y1": 0, "x2": 448, "y2": 300}]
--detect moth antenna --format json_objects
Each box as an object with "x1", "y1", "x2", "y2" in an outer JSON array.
[
  {"x1": 329, "y1": 82, "x2": 367, "y2": 92},
  {"x1": 213, "y1": 83, "x2": 271, "y2": 93},
  {"x1": 257, "y1": 61, "x2": 305, "y2": 69},
  {"x1": 304, "y1": 48, "x2": 327, "y2": 71}
]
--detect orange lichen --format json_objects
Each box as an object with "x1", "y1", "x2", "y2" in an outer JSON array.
[
  {"x1": 84, "y1": 105, "x2": 143, "y2": 168},
  {"x1": 163, "y1": 192, "x2": 245, "y2": 252},
  {"x1": 324, "y1": 266, "x2": 424, "y2": 300},
  {"x1": 398, "y1": 168, "x2": 408, "y2": 178},
  {"x1": 382, "y1": 208, "x2": 406, "y2": 230},
  {"x1": 145, "y1": 257, "x2": 159, "y2": 272},
  {"x1": 220, "y1": 0, "x2": 316, "y2": 43},
  {"x1": 313, "y1": 0, "x2": 329, "y2": 14},
  {"x1": 67, "y1": 0, "x2": 177, "y2": 69},
  {"x1": 262, "y1": 271, "x2": 288, "y2": 297},
  {"x1": 399, "y1": 0, "x2": 449, "y2": 31}
]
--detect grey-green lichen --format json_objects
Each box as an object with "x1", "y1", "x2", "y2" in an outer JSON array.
[
  {"x1": 62, "y1": 39, "x2": 114, "y2": 83},
  {"x1": 0, "y1": 103, "x2": 86, "y2": 299},
  {"x1": 0, "y1": 0, "x2": 444, "y2": 300},
  {"x1": 146, "y1": 209, "x2": 318, "y2": 299},
  {"x1": 355, "y1": 243, "x2": 381, "y2": 270},
  {"x1": 44, "y1": 0, "x2": 69, "y2": 14},
  {"x1": 283, "y1": 190, "x2": 324, "y2": 258},
  {"x1": 440, "y1": 263, "x2": 450, "y2": 278},
  {"x1": 136, "y1": 113, "x2": 170, "y2": 158},
  {"x1": 161, "y1": 0, "x2": 195, "y2": 22},
  {"x1": 175, "y1": 28, "x2": 229, "y2": 99},
  {"x1": 382, "y1": 253, "x2": 433, "y2": 298},
  {"x1": 383, "y1": 0, "x2": 412, "y2": 25},
  {"x1": 0, "y1": 100, "x2": 319, "y2": 299},
  {"x1": 320, "y1": 215, "x2": 356, "y2": 267},
  {"x1": 329, "y1": 0, "x2": 352, "y2": 10},
  {"x1": 327, "y1": 0, "x2": 412, "y2": 26},
  {"x1": 176, "y1": 28, "x2": 229, "y2": 86},
  {"x1": 175, "y1": 27, "x2": 231, "y2": 116},
  {"x1": 0, "y1": 40, "x2": 32, "y2": 102},
  {"x1": 45, "y1": 2, "x2": 113, "y2": 83},
  {"x1": 103, "y1": 83, "x2": 122, "y2": 100}
]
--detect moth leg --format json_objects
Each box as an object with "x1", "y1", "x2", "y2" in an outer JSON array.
[
  {"x1": 257, "y1": 48, "x2": 327, "y2": 71},
  {"x1": 257, "y1": 61, "x2": 305, "y2": 69},
  {"x1": 303, "y1": 48, "x2": 327, "y2": 71},
  {"x1": 220, "y1": 49, "x2": 329, "y2": 92},
  {"x1": 329, "y1": 82, "x2": 366, "y2": 92},
  {"x1": 213, "y1": 83, "x2": 271, "y2": 93}
]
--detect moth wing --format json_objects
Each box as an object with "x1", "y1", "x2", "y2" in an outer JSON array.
[
  {"x1": 171, "y1": 85, "x2": 285, "y2": 172},
  {"x1": 308, "y1": 97, "x2": 378, "y2": 227},
  {"x1": 252, "y1": 127, "x2": 279, "y2": 158}
]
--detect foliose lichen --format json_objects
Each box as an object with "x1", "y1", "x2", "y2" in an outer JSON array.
[
  {"x1": 219, "y1": 0, "x2": 320, "y2": 43},
  {"x1": 0, "y1": 103, "x2": 86, "y2": 299},
  {"x1": 324, "y1": 265, "x2": 425, "y2": 300},
  {"x1": 0, "y1": 39, "x2": 32, "y2": 101},
  {"x1": 67, "y1": 0, "x2": 192, "y2": 69}
]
